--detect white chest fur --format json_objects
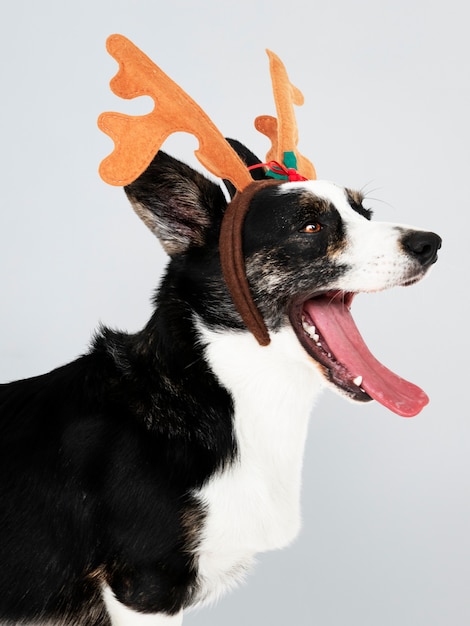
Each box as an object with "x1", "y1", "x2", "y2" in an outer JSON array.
[{"x1": 193, "y1": 323, "x2": 324, "y2": 604}]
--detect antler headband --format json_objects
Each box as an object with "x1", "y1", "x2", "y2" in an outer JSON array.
[{"x1": 98, "y1": 34, "x2": 316, "y2": 346}]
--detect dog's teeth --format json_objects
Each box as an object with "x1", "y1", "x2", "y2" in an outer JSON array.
[
  {"x1": 353, "y1": 375, "x2": 363, "y2": 387},
  {"x1": 302, "y1": 319, "x2": 320, "y2": 342}
]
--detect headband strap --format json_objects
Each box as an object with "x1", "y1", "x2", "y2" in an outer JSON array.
[{"x1": 219, "y1": 179, "x2": 284, "y2": 346}]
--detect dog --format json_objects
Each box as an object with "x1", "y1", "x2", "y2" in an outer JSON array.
[{"x1": 0, "y1": 139, "x2": 441, "y2": 625}]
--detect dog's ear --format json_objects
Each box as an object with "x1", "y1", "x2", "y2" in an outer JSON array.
[
  {"x1": 223, "y1": 139, "x2": 268, "y2": 199},
  {"x1": 124, "y1": 151, "x2": 227, "y2": 256}
]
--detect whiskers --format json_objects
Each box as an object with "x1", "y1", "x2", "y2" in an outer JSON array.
[
  {"x1": 360, "y1": 181, "x2": 395, "y2": 213},
  {"x1": 326, "y1": 290, "x2": 353, "y2": 313}
]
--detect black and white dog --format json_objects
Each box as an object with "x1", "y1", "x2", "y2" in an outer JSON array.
[{"x1": 0, "y1": 142, "x2": 440, "y2": 625}]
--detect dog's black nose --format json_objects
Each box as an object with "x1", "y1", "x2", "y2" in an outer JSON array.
[{"x1": 402, "y1": 231, "x2": 442, "y2": 267}]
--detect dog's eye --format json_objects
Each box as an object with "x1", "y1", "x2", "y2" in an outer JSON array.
[{"x1": 300, "y1": 223, "x2": 322, "y2": 234}]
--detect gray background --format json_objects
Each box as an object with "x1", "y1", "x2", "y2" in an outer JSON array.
[{"x1": 0, "y1": 1, "x2": 468, "y2": 624}]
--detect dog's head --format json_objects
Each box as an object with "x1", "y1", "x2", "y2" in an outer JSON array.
[
  {"x1": 100, "y1": 38, "x2": 440, "y2": 418},
  {"x1": 125, "y1": 145, "x2": 441, "y2": 418}
]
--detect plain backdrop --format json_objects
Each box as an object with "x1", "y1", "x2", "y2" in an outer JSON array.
[{"x1": 0, "y1": 1, "x2": 468, "y2": 625}]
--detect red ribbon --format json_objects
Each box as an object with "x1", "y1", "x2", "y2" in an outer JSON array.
[{"x1": 248, "y1": 161, "x2": 308, "y2": 182}]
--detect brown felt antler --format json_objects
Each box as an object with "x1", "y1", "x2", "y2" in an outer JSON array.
[
  {"x1": 255, "y1": 50, "x2": 316, "y2": 180},
  {"x1": 98, "y1": 34, "x2": 253, "y2": 191},
  {"x1": 98, "y1": 37, "x2": 316, "y2": 347}
]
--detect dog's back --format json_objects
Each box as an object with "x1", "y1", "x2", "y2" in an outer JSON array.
[{"x1": 0, "y1": 287, "x2": 235, "y2": 623}]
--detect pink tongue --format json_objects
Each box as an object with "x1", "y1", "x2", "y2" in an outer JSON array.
[{"x1": 304, "y1": 298, "x2": 428, "y2": 417}]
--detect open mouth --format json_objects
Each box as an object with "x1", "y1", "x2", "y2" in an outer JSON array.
[{"x1": 289, "y1": 291, "x2": 429, "y2": 417}]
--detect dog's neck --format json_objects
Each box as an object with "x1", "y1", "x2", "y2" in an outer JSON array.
[{"x1": 196, "y1": 319, "x2": 325, "y2": 415}]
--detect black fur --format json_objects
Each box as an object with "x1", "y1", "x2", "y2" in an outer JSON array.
[{"x1": 0, "y1": 151, "x2": 245, "y2": 624}]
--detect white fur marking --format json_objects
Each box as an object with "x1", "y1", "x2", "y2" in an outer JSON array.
[{"x1": 193, "y1": 323, "x2": 324, "y2": 605}]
